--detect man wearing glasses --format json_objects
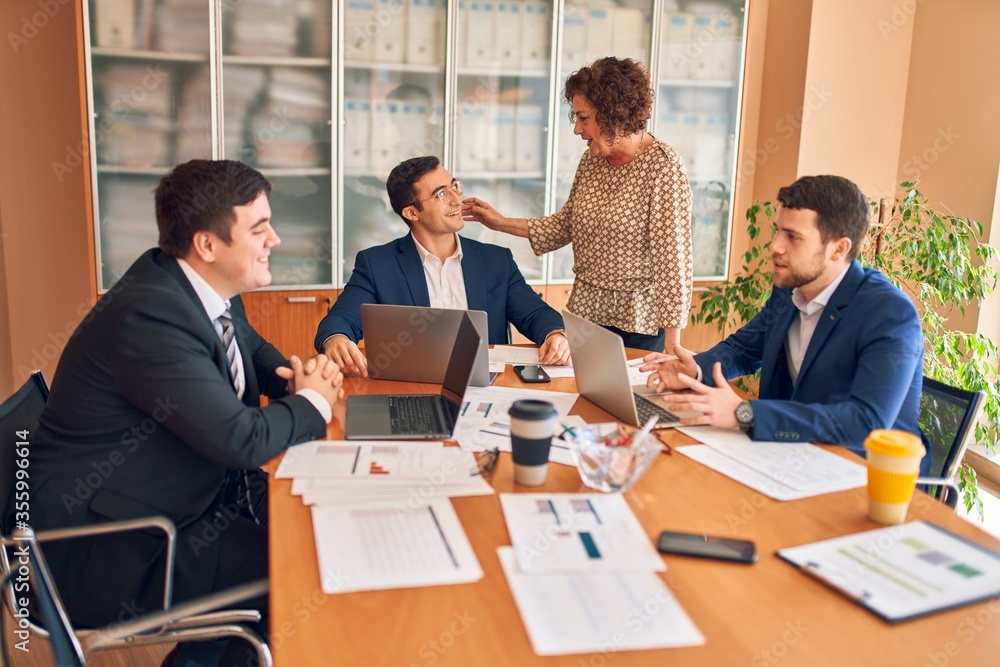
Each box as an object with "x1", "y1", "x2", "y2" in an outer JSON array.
[{"x1": 317, "y1": 155, "x2": 570, "y2": 375}]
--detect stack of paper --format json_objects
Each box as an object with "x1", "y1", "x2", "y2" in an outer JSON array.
[
  {"x1": 498, "y1": 493, "x2": 704, "y2": 655},
  {"x1": 674, "y1": 426, "x2": 867, "y2": 500},
  {"x1": 275, "y1": 440, "x2": 494, "y2": 505},
  {"x1": 277, "y1": 441, "x2": 491, "y2": 594}
]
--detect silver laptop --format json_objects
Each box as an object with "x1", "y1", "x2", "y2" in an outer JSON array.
[
  {"x1": 563, "y1": 310, "x2": 699, "y2": 427},
  {"x1": 345, "y1": 313, "x2": 479, "y2": 440},
  {"x1": 361, "y1": 304, "x2": 496, "y2": 387}
]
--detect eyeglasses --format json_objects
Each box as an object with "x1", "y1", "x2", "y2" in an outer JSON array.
[
  {"x1": 411, "y1": 180, "x2": 464, "y2": 207},
  {"x1": 471, "y1": 447, "x2": 499, "y2": 477}
]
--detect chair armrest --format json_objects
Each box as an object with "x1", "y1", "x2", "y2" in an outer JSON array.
[
  {"x1": 12, "y1": 516, "x2": 177, "y2": 611},
  {"x1": 161, "y1": 609, "x2": 262, "y2": 632},
  {"x1": 81, "y1": 579, "x2": 269, "y2": 653},
  {"x1": 916, "y1": 476, "x2": 961, "y2": 509}
]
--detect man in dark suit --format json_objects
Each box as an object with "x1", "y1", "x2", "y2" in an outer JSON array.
[
  {"x1": 641, "y1": 175, "x2": 925, "y2": 464},
  {"x1": 29, "y1": 160, "x2": 344, "y2": 664},
  {"x1": 315, "y1": 155, "x2": 570, "y2": 376}
]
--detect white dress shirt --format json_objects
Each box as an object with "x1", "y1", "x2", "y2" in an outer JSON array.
[
  {"x1": 786, "y1": 264, "x2": 851, "y2": 384},
  {"x1": 412, "y1": 234, "x2": 468, "y2": 310},
  {"x1": 177, "y1": 259, "x2": 331, "y2": 423}
]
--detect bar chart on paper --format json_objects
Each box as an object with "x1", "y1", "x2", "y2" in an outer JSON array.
[
  {"x1": 500, "y1": 494, "x2": 666, "y2": 574},
  {"x1": 311, "y1": 498, "x2": 483, "y2": 593}
]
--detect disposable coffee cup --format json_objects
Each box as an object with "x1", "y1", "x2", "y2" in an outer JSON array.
[
  {"x1": 863, "y1": 429, "x2": 926, "y2": 524},
  {"x1": 509, "y1": 400, "x2": 557, "y2": 486}
]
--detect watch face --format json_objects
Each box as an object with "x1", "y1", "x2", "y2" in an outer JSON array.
[{"x1": 736, "y1": 401, "x2": 753, "y2": 425}]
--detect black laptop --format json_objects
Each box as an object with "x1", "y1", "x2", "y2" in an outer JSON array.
[{"x1": 344, "y1": 313, "x2": 480, "y2": 440}]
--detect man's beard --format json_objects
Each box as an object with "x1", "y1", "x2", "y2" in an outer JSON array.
[{"x1": 772, "y1": 254, "x2": 825, "y2": 290}]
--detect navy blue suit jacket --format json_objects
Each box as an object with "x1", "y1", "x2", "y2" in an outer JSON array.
[
  {"x1": 315, "y1": 234, "x2": 563, "y2": 350},
  {"x1": 695, "y1": 261, "x2": 923, "y2": 457}
]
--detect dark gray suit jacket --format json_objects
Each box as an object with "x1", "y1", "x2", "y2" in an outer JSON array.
[{"x1": 28, "y1": 249, "x2": 325, "y2": 626}]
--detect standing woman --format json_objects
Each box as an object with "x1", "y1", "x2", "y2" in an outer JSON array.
[{"x1": 462, "y1": 57, "x2": 693, "y2": 352}]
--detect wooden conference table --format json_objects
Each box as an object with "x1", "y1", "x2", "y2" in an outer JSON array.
[{"x1": 268, "y1": 356, "x2": 1000, "y2": 666}]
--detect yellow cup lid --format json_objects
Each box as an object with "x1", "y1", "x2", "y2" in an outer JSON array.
[{"x1": 864, "y1": 429, "x2": 925, "y2": 457}]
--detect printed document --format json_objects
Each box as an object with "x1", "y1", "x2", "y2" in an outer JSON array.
[
  {"x1": 498, "y1": 547, "x2": 704, "y2": 655},
  {"x1": 675, "y1": 426, "x2": 866, "y2": 500},
  {"x1": 778, "y1": 522, "x2": 1000, "y2": 622},
  {"x1": 312, "y1": 498, "x2": 482, "y2": 594},
  {"x1": 453, "y1": 386, "x2": 579, "y2": 452},
  {"x1": 500, "y1": 493, "x2": 665, "y2": 573}
]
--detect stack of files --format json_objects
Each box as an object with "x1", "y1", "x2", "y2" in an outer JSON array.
[
  {"x1": 97, "y1": 177, "x2": 162, "y2": 284},
  {"x1": 153, "y1": 0, "x2": 209, "y2": 54},
  {"x1": 221, "y1": 66, "x2": 267, "y2": 162},
  {"x1": 173, "y1": 66, "x2": 213, "y2": 163},
  {"x1": 451, "y1": 385, "x2": 579, "y2": 452},
  {"x1": 275, "y1": 440, "x2": 495, "y2": 505},
  {"x1": 227, "y1": 0, "x2": 298, "y2": 57},
  {"x1": 95, "y1": 63, "x2": 176, "y2": 167},
  {"x1": 674, "y1": 426, "x2": 867, "y2": 500},
  {"x1": 498, "y1": 493, "x2": 704, "y2": 656},
  {"x1": 277, "y1": 441, "x2": 489, "y2": 594}
]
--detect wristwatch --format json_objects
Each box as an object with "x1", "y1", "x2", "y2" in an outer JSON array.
[{"x1": 735, "y1": 400, "x2": 754, "y2": 432}]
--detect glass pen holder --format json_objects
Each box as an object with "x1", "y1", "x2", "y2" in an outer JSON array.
[{"x1": 566, "y1": 425, "x2": 663, "y2": 493}]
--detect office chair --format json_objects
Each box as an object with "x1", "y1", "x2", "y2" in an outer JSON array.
[
  {"x1": 915, "y1": 375, "x2": 985, "y2": 508},
  {"x1": 0, "y1": 371, "x2": 273, "y2": 666}
]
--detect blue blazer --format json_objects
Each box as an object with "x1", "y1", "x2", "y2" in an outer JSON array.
[
  {"x1": 316, "y1": 234, "x2": 563, "y2": 350},
  {"x1": 696, "y1": 261, "x2": 923, "y2": 456}
]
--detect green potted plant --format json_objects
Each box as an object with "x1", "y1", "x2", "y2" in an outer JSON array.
[{"x1": 693, "y1": 183, "x2": 999, "y2": 517}]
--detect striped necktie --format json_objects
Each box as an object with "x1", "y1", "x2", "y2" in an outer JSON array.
[{"x1": 218, "y1": 310, "x2": 239, "y2": 389}]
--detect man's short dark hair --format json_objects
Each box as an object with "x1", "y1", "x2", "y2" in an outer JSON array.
[
  {"x1": 386, "y1": 156, "x2": 440, "y2": 224},
  {"x1": 155, "y1": 159, "x2": 272, "y2": 257},
  {"x1": 777, "y1": 175, "x2": 871, "y2": 260}
]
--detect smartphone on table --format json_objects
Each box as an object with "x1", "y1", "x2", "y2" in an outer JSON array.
[
  {"x1": 657, "y1": 530, "x2": 757, "y2": 563},
  {"x1": 513, "y1": 364, "x2": 551, "y2": 383}
]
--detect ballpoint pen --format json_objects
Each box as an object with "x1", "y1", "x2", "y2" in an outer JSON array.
[{"x1": 559, "y1": 423, "x2": 577, "y2": 439}]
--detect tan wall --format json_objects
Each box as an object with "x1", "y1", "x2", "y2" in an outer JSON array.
[
  {"x1": 742, "y1": 0, "x2": 813, "y2": 206},
  {"x1": 0, "y1": 0, "x2": 95, "y2": 396},
  {"x1": 894, "y1": 0, "x2": 1000, "y2": 338},
  {"x1": 798, "y1": 0, "x2": 915, "y2": 201}
]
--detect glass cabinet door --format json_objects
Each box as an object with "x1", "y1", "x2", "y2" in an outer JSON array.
[
  {"x1": 656, "y1": 0, "x2": 745, "y2": 279},
  {"x1": 221, "y1": 0, "x2": 334, "y2": 287},
  {"x1": 86, "y1": 0, "x2": 214, "y2": 290},
  {"x1": 453, "y1": 0, "x2": 553, "y2": 283},
  {"x1": 550, "y1": 0, "x2": 654, "y2": 282},
  {"x1": 340, "y1": 0, "x2": 448, "y2": 282}
]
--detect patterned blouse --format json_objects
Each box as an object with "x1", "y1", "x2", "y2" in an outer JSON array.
[{"x1": 526, "y1": 139, "x2": 693, "y2": 335}]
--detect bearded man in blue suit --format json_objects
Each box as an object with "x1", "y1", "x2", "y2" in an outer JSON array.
[
  {"x1": 641, "y1": 175, "x2": 925, "y2": 468},
  {"x1": 316, "y1": 156, "x2": 570, "y2": 375}
]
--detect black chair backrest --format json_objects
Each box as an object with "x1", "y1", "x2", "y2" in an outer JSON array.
[
  {"x1": 0, "y1": 371, "x2": 49, "y2": 516},
  {"x1": 918, "y1": 375, "x2": 984, "y2": 500},
  {"x1": 21, "y1": 530, "x2": 86, "y2": 666}
]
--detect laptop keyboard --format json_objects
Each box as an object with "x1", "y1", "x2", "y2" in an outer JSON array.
[
  {"x1": 388, "y1": 396, "x2": 442, "y2": 434},
  {"x1": 634, "y1": 394, "x2": 680, "y2": 424}
]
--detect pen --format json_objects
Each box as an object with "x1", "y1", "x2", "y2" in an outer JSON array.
[
  {"x1": 559, "y1": 423, "x2": 577, "y2": 439},
  {"x1": 632, "y1": 415, "x2": 659, "y2": 447}
]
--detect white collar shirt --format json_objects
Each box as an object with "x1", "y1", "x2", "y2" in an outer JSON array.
[
  {"x1": 412, "y1": 234, "x2": 468, "y2": 310},
  {"x1": 175, "y1": 258, "x2": 331, "y2": 422},
  {"x1": 177, "y1": 258, "x2": 246, "y2": 399},
  {"x1": 786, "y1": 264, "x2": 851, "y2": 383}
]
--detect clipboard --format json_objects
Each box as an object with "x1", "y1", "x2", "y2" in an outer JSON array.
[{"x1": 777, "y1": 521, "x2": 1000, "y2": 623}]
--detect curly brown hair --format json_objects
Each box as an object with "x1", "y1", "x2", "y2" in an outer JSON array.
[{"x1": 563, "y1": 57, "x2": 653, "y2": 141}]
